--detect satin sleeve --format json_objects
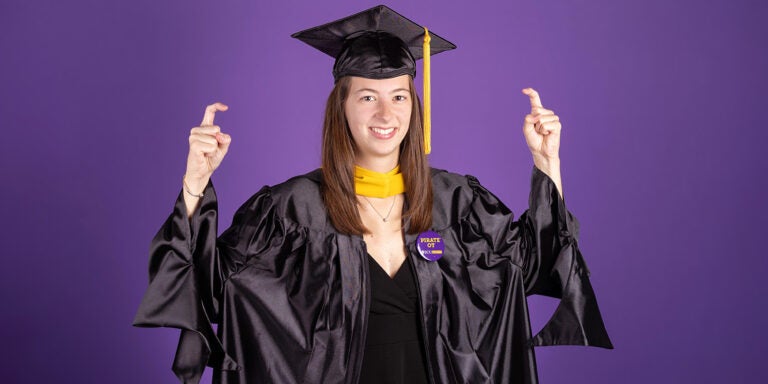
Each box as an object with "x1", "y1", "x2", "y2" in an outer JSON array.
[
  {"x1": 133, "y1": 181, "x2": 282, "y2": 383},
  {"x1": 466, "y1": 166, "x2": 613, "y2": 349}
]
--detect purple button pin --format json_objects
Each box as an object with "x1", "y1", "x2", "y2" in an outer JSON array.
[{"x1": 416, "y1": 231, "x2": 444, "y2": 261}]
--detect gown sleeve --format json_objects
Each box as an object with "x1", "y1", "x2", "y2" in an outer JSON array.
[
  {"x1": 133, "y1": 181, "x2": 282, "y2": 383},
  {"x1": 466, "y1": 166, "x2": 613, "y2": 349}
]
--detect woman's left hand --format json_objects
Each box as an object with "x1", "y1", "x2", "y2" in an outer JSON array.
[
  {"x1": 522, "y1": 88, "x2": 561, "y2": 163},
  {"x1": 522, "y1": 88, "x2": 563, "y2": 196}
]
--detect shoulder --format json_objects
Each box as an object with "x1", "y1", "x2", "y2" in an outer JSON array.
[
  {"x1": 269, "y1": 168, "x2": 323, "y2": 199},
  {"x1": 430, "y1": 168, "x2": 475, "y2": 198},
  {"x1": 249, "y1": 169, "x2": 331, "y2": 231},
  {"x1": 429, "y1": 167, "x2": 516, "y2": 232},
  {"x1": 429, "y1": 168, "x2": 489, "y2": 229}
]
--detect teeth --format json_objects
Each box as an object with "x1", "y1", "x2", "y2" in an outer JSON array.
[{"x1": 371, "y1": 127, "x2": 394, "y2": 135}]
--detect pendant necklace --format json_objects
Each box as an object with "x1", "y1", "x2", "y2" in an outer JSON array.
[{"x1": 363, "y1": 195, "x2": 397, "y2": 222}]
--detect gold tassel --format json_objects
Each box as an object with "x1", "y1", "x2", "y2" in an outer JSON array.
[{"x1": 423, "y1": 27, "x2": 431, "y2": 154}]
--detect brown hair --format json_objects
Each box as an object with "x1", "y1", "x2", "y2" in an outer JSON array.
[{"x1": 321, "y1": 76, "x2": 433, "y2": 235}]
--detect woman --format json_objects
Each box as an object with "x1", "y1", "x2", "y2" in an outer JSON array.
[{"x1": 134, "y1": 5, "x2": 612, "y2": 384}]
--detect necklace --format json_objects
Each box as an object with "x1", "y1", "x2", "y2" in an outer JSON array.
[{"x1": 363, "y1": 195, "x2": 397, "y2": 222}]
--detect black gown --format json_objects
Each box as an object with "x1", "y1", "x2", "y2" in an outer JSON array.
[
  {"x1": 360, "y1": 254, "x2": 430, "y2": 384},
  {"x1": 134, "y1": 167, "x2": 613, "y2": 383}
]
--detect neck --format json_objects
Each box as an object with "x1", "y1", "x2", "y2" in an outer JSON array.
[
  {"x1": 355, "y1": 154, "x2": 399, "y2": 174},
  {"x1": 354, "y1": 164, "x2": 404, "y2": 198}
]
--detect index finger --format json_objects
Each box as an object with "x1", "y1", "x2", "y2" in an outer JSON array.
[
  {"x1": 201, "y1": 102, "x2": 229, "y2": 126},
  {"x1": 522, "y1": 88, "x2": 543, "y2": 110}
]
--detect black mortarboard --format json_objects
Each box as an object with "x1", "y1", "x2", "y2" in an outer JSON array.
[
  {"x1": 291, "y1": 5, "x2": 457, "y2": 153},
  {"x1": 291, "y1": 5, "x2": 455, "y2": 81}
]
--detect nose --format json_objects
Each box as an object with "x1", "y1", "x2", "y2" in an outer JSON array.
[{"x1": 375, "y1": 101, "x2": 393, "y2": 121}]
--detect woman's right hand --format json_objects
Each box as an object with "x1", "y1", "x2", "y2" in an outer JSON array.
[{"x1": 184, "y1": 102, "x2": 232, "y2": 193}]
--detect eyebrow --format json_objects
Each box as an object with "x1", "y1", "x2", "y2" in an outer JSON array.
[{"x1": 354, "y1": 87, "x2": 410, "y2": 94}]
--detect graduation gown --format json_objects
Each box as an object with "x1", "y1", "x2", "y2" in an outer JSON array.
[{"x1": 133, "y1": 166, "x2": 613, "y2": 383}]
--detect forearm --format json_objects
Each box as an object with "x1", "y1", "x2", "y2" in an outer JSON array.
[
  {"x1": 183, "y1": 175, "x2": 210, "y2": 218},
  {"x1": 532, "y1": 155, "x2": 563, "y2": 198}
]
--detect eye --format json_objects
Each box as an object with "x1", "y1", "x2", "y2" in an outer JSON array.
[
  {"x1": 394, "y1": 95, "x2": 408, "y2": 102},
  {"x1": 361, "y1": 95, "x2": 376, "y2": 102}
]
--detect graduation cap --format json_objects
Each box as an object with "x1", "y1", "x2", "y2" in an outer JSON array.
[{"x1": 292, "y1": 5, "x2": 456, "y2": 154}]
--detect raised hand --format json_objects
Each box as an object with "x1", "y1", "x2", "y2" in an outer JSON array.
[
  {"x1": 184, "y1": 102, "x2": 231, "y2": 194},
  {"x1": 522, "y1": 88, "x2": 561, "y2": 162},
  {"x1": 521, "y1": 88, "x2": 563, "y2": 196}
]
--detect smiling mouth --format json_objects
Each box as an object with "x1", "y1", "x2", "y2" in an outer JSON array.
[{"x1": 370, "y1": 127, "x2": 397, "y2": 139}]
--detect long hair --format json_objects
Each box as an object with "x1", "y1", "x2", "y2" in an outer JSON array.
[{"x1": 321, "y1": 76, "x2": 433, "y2": 235}]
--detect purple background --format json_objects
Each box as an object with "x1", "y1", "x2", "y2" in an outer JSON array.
[{"x1": 2, "y1": 0, "x2": 766, "y2": 382}]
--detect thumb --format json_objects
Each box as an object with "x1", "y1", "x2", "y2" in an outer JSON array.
[
  {"x1": 217, "y1": 132, "x2": 232, "y2": 152},
  {"x1": 219, "y1": 132, "x2": 231, "y2": 144}
]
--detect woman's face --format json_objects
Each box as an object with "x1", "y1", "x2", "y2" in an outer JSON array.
[{"x1": 344, "y1": 75, "x2": 412, "y2": 168}]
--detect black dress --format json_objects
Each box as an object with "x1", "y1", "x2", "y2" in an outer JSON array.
[{"x1": 360, "y1": 254, "x2": 430, "y2": 384}]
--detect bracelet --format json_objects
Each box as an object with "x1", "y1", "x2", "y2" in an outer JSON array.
[{"x1": 183, "y1": 176, "x2": 205, "y2": 198}]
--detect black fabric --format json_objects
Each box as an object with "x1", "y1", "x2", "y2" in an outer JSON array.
[
  {"x1": 133, "y1": 166, "x2": 613, "y2": 383},
  {"x1": 291, "y1": 5, "x2": 456, "y2": 81},
  {"x1": 332, "y1": 30, "x2": 417, "y2": 81},
  {"x1": 360, "y1": 255, "x2": 429, "y2": 384}
]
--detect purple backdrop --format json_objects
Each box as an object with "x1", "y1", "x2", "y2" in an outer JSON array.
[{"x1": 2, "y1": 0, "x2": 766, "y2": 382}]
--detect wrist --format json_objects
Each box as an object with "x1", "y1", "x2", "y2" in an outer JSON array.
[
  {"x1": 183, "y1": 174, "x2": 209, "y2": 197},
  {"x1": 532, "y1": 155, "x2": 560, "y2": 172},
  {"x1": 532, "y1": 155, "x2": 564, "y2": 198}
]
